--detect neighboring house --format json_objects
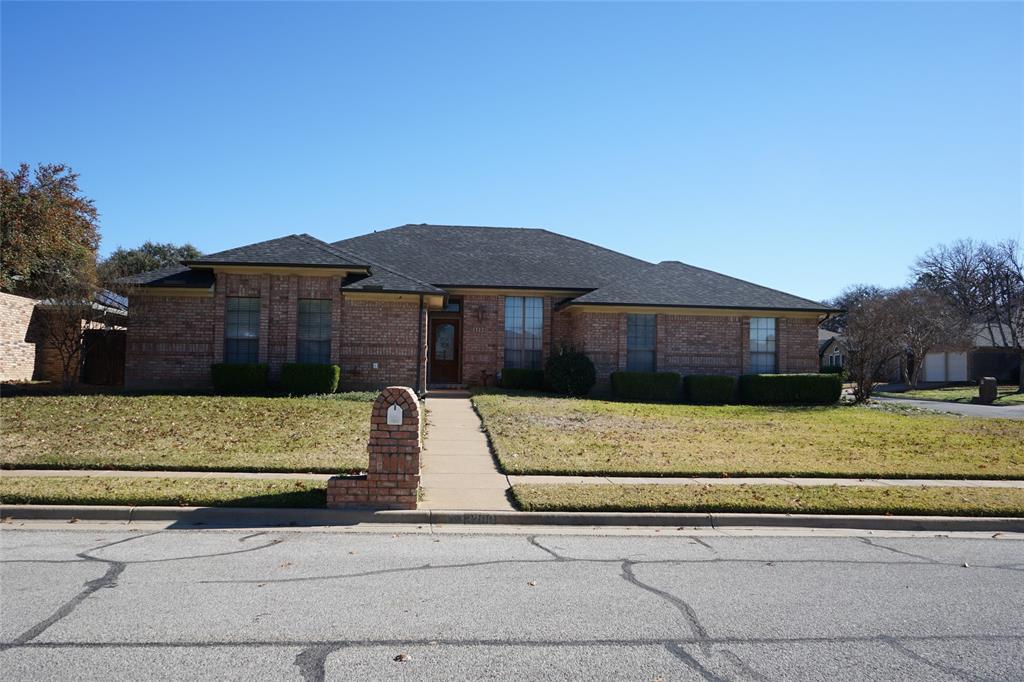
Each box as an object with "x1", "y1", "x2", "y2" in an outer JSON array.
[
  {"x1": 122, "y1": 224, "x2": 834, "y2": 392},
  {"x1": 818, "y1": 329, "x2": 846, "y2": 369},
  {"x1": 920, "y1": 323, "x2": 1020, "y2": 384},
  {"x1": 0, "y1": 290, "x2": 127, "y2": 385}
]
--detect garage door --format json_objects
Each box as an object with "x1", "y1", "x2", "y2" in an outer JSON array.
[
  {"x1": 923, "y1": 353, "x2": 946, "y2": 382},
  {"x1": 947, "y1": 352, "x2": 968, "y2": 382}
]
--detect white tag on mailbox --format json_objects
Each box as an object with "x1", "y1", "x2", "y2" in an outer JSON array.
[{"x1": 386, "y1": 404, "x2": 404, "y2": 426}]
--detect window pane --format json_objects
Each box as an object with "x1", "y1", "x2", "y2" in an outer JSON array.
[
  {"x1": 504, "y1": 296, "x2": 543, "y2": 369},
  {"x1": 225, "y1": 297, "x2": 260, "y2": 364},
  {"x1": 297, "y1": 299, "x2": 331, "y2": 364},
  {"x1": 626, "y1": 314, "x2": 656, "y2": 371},
  {"x1": 749, "y1": 318, "x2": 777, "y2": 373},
  {"x1": 434, "y1": 323, "x2": 455, "y2": 361}
]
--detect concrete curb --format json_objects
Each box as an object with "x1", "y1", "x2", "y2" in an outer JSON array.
[{"x1": 2, "y1": 505, "x2": 1022, "y2": 532}]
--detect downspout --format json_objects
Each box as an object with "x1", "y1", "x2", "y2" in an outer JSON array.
[{"x1": 416, "y1": 294, "x2": 424, "y2": 395}]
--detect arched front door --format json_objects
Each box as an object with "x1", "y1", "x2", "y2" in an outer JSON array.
[{"x1": 429, "y1": 318, "x2": 460, "y2": 384}]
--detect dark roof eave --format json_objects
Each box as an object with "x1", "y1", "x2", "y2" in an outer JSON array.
[
  {"x1": 343, "y1": 287, "x2": 441, "y2": 296},
  {"x1": 182, "y1": 260, "x2": 368, "y2": 270},
  {"x1": 434, "y1": 284, "x2": 595, "y2": 292},
  {"x1": 565, "y1": 301, "x2": 837, "y2": 314}
]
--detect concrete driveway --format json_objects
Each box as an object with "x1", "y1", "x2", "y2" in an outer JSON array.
[{"x1": 872, "y1": 395, "x2": 1024, "y2": 420}]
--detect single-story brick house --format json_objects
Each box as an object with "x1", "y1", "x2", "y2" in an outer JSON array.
[{"x1": 123, "y1": 224, "x2": 833, "y2": 392}]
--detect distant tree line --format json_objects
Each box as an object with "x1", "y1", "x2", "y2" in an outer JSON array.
[{"x1": 825, "y1": 239, "x2": 1023, "y2": 400}]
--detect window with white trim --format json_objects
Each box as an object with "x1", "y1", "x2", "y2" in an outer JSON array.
[
  {"x1": 504, "y1": 296, "x2": 543, "y2": 369},
  {"x1": 749, "y1": 317, "x2": 777, "y2": 373}
]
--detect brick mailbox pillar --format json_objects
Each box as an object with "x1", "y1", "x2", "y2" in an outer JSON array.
[{"x1": 326, "y1": 386, "x2": 421, "y2": 510}]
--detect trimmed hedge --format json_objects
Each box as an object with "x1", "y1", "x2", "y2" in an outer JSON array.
[
  {"x1": 683, "y1": 375, "x2": 735, "y2": 404},
  {"x1": 738, "y1": 373, "x2": 842, "y2": 405},
  {"x1": 545, "y1": 348, "x2": 596, "y2": 396},
  {"x1": 211, "y1": 363, "x2": 268, "y2": 394},
  {"x1": 281, "y1": 363, "x2": 340, "y2": 395},
  {"x1": 500, "y1": 368, "x2": 546, "y2": 391},
  {"x1": 611, "y1": 371, "x2": 681, "y2": 402}
]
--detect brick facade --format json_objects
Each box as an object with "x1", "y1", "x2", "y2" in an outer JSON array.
[
  {"x1": 560, "y1": 309, "x2": 820, "y2": 390},
  {"x1": 126, "y1": 295, "x2": 217, "y2": 389},
  {"x1": 126, "y1": 273, "x2": 427, "y2": 391},
  {"x1": 125, "y1": 275, "x2": 821, "y2": 392},
  {"x1": 327, "y1": 386, "x2": 421, "y2": 510},
  {"x1": 0, "y1": 292, "x2": 38, "y2": 382}
]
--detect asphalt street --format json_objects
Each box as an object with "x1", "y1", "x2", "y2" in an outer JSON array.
[{"x1": 1, "y1": 525, "x2": 1022, "y2": 680}]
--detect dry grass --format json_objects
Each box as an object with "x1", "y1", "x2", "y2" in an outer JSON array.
[
  {"x1": 0, "y1": 475, "x2": 326, "y2": 507},
  {"x1": 512, "y1": 483, "x2": 1024, "y2": 516},
  {"x1": 473, "y1": 393, "x2": 1024, "y2": 478},
  {"x1": 1, "y1": 394, "x2": 372, "y2": 473}
]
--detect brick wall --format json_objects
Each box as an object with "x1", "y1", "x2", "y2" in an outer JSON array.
[
  {"x1": 567, "y1": 309, "x2": 821, "y2": 390},
  {"x1": 657, "y1": 314, "x2": 745, "y2": 376},
  {"x1": 777, "y1": 316, "x2": 820, "y2": 373},
  {"x1": 338, "y1": 298, "x2": 425, "y2": 391},
  {"x1": 0, "y1": 292, "x2": 38, "y2": 382},
  {"x1": 128, "y1": 274, "x2": 426, "y2": 391},
  {"x1": 125, "y1": 295, "x2": 216, "y2": 389},
  {"x1": 568, "y1": 311, "x2": 627, "y2": 385},
  {"x1": 460, "y1": 294, "x2": 503, "y2": 386}
]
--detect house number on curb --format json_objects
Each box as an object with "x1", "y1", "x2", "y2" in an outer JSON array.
[{"x1": 387, "y1": 404, "x2": 404, "y2": 425}]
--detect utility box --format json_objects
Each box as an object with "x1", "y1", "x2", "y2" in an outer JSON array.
[{"x1": 978, "y1": 377, "x2": 998, "y2": 405}]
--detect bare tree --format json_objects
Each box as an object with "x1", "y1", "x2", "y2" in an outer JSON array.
[
  {"x1": 889, "y1": 287, "x2": 971, "y2": 388},
  {"x1": 914, "y1": 239, "x2": 1024, "y2": 390},
  {"x1": 842, "y1": 288, "x2": 904, "y2": 402}
]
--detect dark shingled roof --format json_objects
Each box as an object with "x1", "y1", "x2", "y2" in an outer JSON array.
[
  {"x1": 118, "y1": 264, "x2": 215, "y2": 289},
  {"x1": 571, "y1": 260, "x2": 833, "y2": 312},
  {"x1": 186, "y1": 233, "x2": 367, "y2": 268},
  {"x1": 334, "y1": 224, "x2": 650, "y2": 290},
  {"x1": 313, "y1": 241, "x2": 445, "y2": 295}
]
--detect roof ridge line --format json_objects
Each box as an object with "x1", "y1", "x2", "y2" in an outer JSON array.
[{"x1": 307, "y1": 234, "x2": 442, "y2": 292}]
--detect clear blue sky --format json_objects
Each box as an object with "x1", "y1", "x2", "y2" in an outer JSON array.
[{"x1": 2, "y1": 1, "x2": 1021, "y2": 301}]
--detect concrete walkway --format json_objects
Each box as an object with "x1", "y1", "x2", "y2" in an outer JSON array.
[
  {"x1": 872, "y1": 396, "x2": 1024, "y2": 420},
  {"x1": 418, "y1": 391, "x2": 514, "y2": 511}
]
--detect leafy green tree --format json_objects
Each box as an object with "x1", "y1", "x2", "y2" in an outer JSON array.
[
  {"x1": 98, "y1": 241, "x2": 202, "y2": 283},
  {"x1": 1, "y1": 163, "x2": 100, "y2": 297}
]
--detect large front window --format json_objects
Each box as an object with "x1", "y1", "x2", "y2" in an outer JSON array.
[
  {"x1": 749, "y1": 317, "x2": 777, "y2": 373},
  {"x1": 225, "y1": 297, "x2": 260, "y2": 364},
  {"x1": 626, "y1": 314, "x2": 656, "y2": 372},
  {"x1": 297, "y1": 299, "x2": 332, "y2": 364},
  {"x1": 504, "y1": 296, "x2": 543, "y2": 369}
]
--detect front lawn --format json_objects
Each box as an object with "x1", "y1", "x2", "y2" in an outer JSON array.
[
  {"x1": 473, "y1": 393, "x2": 1024, "y2": 479},
  {"x1": 1, "y1": 394, "x2": 372, "y2": 473},
  {"x1": 0, "y1": 475, "x2": 326, "y2": 507},
  {"x1": 512, "y1": 483, "x2": 1024, "y2": 517},
  {"x1": 877, "y1": 385, "x2": 1024, "y2": 406}
]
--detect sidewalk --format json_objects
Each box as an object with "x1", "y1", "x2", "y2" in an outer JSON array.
[
  {"x1": 418, "y1": 391, "x2": 514, "y2": 511},
  {"x1": 5, "y1": 468, "x2": 1022, "y2": 488}
]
